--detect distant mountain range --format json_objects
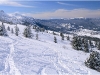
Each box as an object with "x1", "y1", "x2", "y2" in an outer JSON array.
[{"x1": 1, "y1": 10, "x2": 100, "y2": 33}]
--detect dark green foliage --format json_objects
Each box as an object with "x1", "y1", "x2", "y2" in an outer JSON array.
[{"x1": 85, "y1": 51, "x2": 100, "y2": 72}]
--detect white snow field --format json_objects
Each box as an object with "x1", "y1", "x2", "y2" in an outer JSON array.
[{"x1": 0, "y1": 22, "x2": 100, "y2": 75}]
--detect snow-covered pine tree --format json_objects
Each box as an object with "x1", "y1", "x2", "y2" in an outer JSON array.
[
  {"x1": 72, "y1": 36, "x2": 79, "y2": 50},
  {"x1": 84, "y1": 39, "x2": 90, "y2": 53},
  {"x1": 54, "y1": 36, "x2": 57, "y2": 43},
  {"x1": 60, "y1": 32, "x2": 63, "y2": 36},
  {"x1": 67, "y1": 36, "x2": 70, "y2": 40},
  {"x1": 36, "y1": 33, "x2": 38, "y2": 40},
  {"x1": 81, "y1": 38, "x2": 85, "y2": 50},
  {"x1": 60, "y1": 32, "x2": 64, "y2": 40},
  {"x1": 35, "y1": 26, "x2": 40, "y2": 32},
  {"x1": 0, "y1": 23, "x2": 8, "y2": 36},
  {"x1": 7, "y1": 26, "x2": 10, "y2": 31},
  {"x1": 53, "y1": 31, "x2": 56, "y2": 35},
  {"x1": 77, "y1": 37, "x2": 82, "y2": 50},
  {"x1": 15, "y1": 25, "x2": 19, "y2": 36},
  {"x1": 89, "y1": 40, "x2": 94, "y2": 48},
  {"x1": 85, "y1": 51, "x2": 100, "y2": 72},
  {"x1": 95, "y1": 41, "x2": 98, "y2": 47},
  {"x1": 40, "y1": 28, "x2": 45, "y2": 32},
  {"x1": 23, "y1": 27, "x2": 28, "y2": 37},
  {"x1": 97, "y1": 42, "x2": 100, "y2": 50},
  {"x1": 72, "y1": 36, "x2": 86, "y2": 50},
  {"x1": 23, "y1": 25, "x2": 32, "y2": 38},
  {"x1": 11, "y1": 28, "x2": 14, "y2": 34}
]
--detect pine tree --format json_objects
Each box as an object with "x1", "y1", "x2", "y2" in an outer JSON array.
[
  {"x1": 77, "y1": 37, "x2": 82, "y2": 50},
  {"x1": 85, "y1": 51, "x2": 100, "y2": 72},
  {"x1": 53, "y1": 31, "x2": 56, "y2": 35},
  {"x1": 67, "y1": 36, "x2": 70, "y2": 40},
  {"x1": 36, "y1": 33, "x2": 38, "y2": 40},
  {"x1": 97, "y1": 42, "x2": 100, "y2": 50},
  {"x1": 89, "y1": 40, "x2": 94, "y2": 48},
  {"x1": 72, "y1": 36, "x2": 79, "y2": 50},
  {"x1": 23, "y1": 25, "x2": 32, "y2": 38},
  {"x1": 11, "y1": 28, "x2": 14, "y2": 34},
  {"x1": 60, "y1": 32, "x2": 63, "y2": 36},
  {"x1": 35, "y1": 26, "x2": 40, "y2": 32},
  {"x1": 7, "y1": 26, "x2": 10, "y2": 31},
  {"x1": 60, "y1": 32, "x2": 64, "y2": 40},
  {"x1": 84, "y1": 39, "x2": 90, "y2": 53},
  {"x1": 61, "y1": 34, "x2": 64, "y2": 40},
  {"x1": 81, "y1": 38, "x2": 85, "y2": 50},
  {"x1": 23, "y1": 28, "x2": 28, "y2": 37},
  {"x1": 15, "y1": 25, "x2": 19, "y2": 36},
  {"x1": 0, "y1": 23, "x2": 8, "y2": 36},
  {"x1": 95, "y1": 41, "x2": 98, "y2": 47},
  {"x1": 54, "y1": 36, "x2": 57, "y2": 43}
]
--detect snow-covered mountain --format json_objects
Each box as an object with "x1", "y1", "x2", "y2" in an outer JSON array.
[
  {"x1": 9, "y1": 12, "x2": 35, "y2": 25},
  {"x1": 0, "y1": 22, "x2": 100, "y2": 75},
  {"x1": 0, "y1": 10, "x2": 35, "y2": 25}
]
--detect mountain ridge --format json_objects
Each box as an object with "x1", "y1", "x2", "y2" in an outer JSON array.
[{"x1": 1, "y1": 10, "x2": 100, "y2": 33}]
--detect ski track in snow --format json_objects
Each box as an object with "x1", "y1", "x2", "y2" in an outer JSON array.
[
  {"x1": 7, "y1": 41, "x2": 21, "y2": 75},
  {"x1": 0, "y1": 36, "x2": 21, "y2": 75}
]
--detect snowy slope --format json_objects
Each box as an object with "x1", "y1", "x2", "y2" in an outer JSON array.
[{"x1": 0, "y1": 22, "x2": 100, "y2": 75}]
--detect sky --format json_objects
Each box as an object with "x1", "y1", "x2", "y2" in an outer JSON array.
[{"x1": 0, "y1": 0, "x2": 100, "y2": 19}]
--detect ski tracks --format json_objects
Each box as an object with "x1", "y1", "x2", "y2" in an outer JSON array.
[
  {"x1": 53, "y1": 49, "x2": 89, "y2": 75},
  {"x1": 4, "y1": 38, "x2": 21, "y2": 75}
]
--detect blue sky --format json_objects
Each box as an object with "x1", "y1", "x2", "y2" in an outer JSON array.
[{"x1": 0, "y1": 0, "x2": 100, "y2": 19}]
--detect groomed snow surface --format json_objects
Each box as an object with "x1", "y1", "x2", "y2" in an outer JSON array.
[{"x1": 0, "y1": 22, "x2": 100, "y2": 75}]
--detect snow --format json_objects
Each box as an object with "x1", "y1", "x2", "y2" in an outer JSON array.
[{"x1": 0, "y1": 22, "x2": 99, "y2": 75}]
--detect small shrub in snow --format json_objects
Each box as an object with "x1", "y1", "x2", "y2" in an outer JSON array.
[{"x1": 85, "y1": 51, "x2": 100, "y2": 72}]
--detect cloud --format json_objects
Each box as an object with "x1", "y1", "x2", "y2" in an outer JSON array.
[
  {"x1": 57, "y1": 2, "x2": 76, "y2": 6},
  {"x1": 0, "y1": 0, "x2": 34, "y2": 7},
  {"x1": 22, "y1": 9, "x2": 100, "y2": 19}
]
